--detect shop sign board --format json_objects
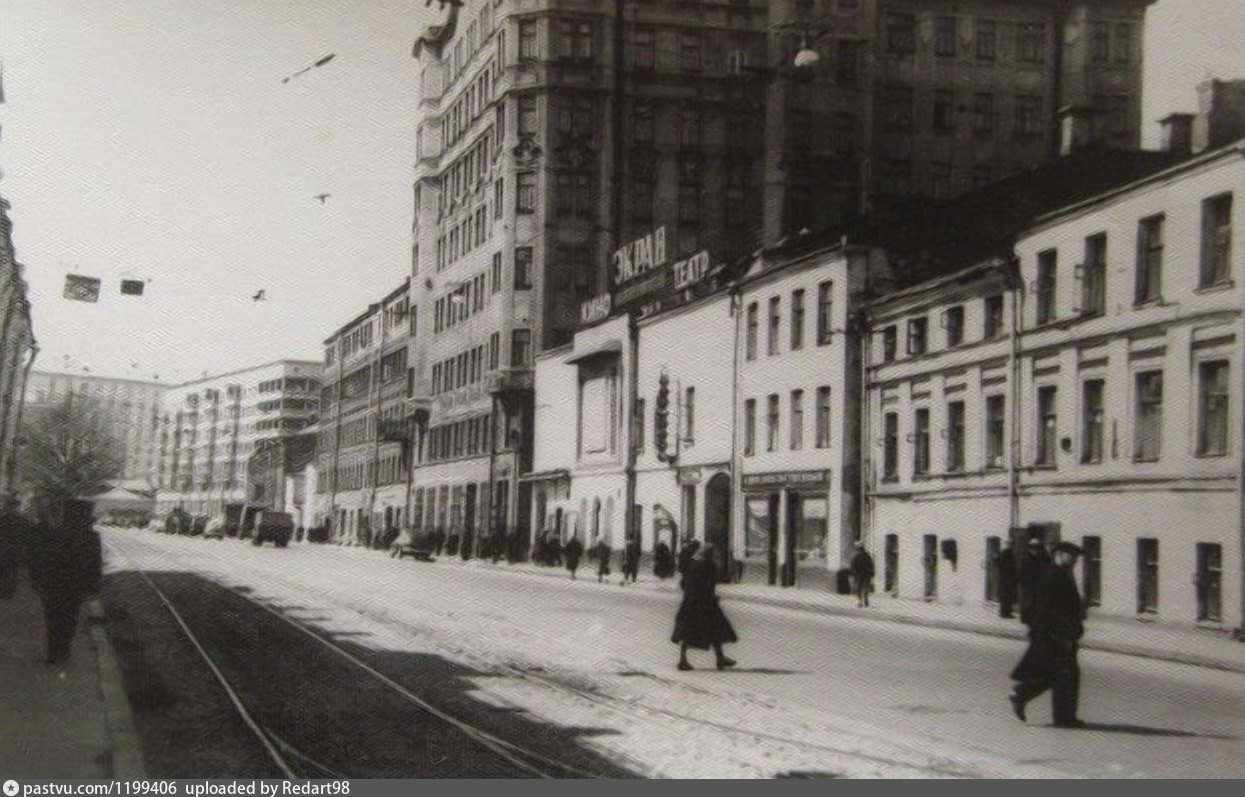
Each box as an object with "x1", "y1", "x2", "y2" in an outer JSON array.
[
  {"x1": 579, "y1": 226, "x2": 717, "y2": 327},
  {"x1": 742, "y1": 469, "x2": 831, "y2": 493}
]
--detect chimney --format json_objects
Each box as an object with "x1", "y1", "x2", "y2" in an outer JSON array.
[
  {"x1": 1193, "y1": 78, "x2": 1245, "y2": 153},
  {"x1": 1158, "y1": 112, "x2": 1195, "y2": 158},
  {"x1": 1057, "y1": 105, "x2": 1100, "y2": 156}
]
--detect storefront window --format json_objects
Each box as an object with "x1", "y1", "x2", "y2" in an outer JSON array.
[
  {"x1": 744, "y1": 498, "x2": 770, "y2": 560},
  {"x1": 796, "y1": 497, "x2": 828, "y2": 562}
]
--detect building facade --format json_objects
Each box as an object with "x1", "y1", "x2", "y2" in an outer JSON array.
[
  {"x1": 154, "y1": 360, "x2": 320, "y2": 516},
  {"x1": 316, "y1": 280, "x2": 414, "y2": 544},
  {"x1": 24, "y1": 371, "x2": 165, "y2": 490},
  {"x1": 865, "y1": 138, "x2": 1245, "y2": 628},
  {"x1": 0, "y1": 195, "x2": 36, "y2": 498}
]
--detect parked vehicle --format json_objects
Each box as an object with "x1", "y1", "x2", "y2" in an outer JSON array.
[{"x1": 250, "y1": 510, "x2": 294, "y2": 548}]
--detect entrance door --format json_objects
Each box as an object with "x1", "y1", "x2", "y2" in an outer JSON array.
[
  {"x1": 705, "y1": 473, "x2": 732, "y2": 582},
  {"x1": 922, "y1": 534, "x2": 938, "y2": 601},
  {"x1": 782, "y1": 492, "x2": 800, "y2": 587},
  {"x1": 1196, "y1": 543, "x2": 1222, "y2": 622},
  {"x1": 463, "y1": 484, "x2": 478, "y2": 559},
  {"x1": 766, "y1": 493, "x2": 780, "y2": 586},
  {"x1": 884, "y1": 534, "x2": 899, "y2": 595}
]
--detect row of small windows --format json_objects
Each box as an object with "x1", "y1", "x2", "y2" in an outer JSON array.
[
  {"x1": 436, "y1": 199, "x2": 494, "y2": 272},
  {"x1": 745, "y1": 282, "x2": 835, "y2": 361},
  {"x1": 425, "y1": 414, "x2": 494, "y2": 463},
  {"x1": 879, "y1": 294, "x2": 1005, "y2": 362},
  {"x1": 434, "y1": 269, "x2": 491, "y2": 334},
  {"x1": 884, "y1": 14, "x2": 1131, "y2": 65},
  {"x1": 432, "y1": 333, "x2": 500, "y2": 396},
  {"x1": 742, "y1": 387, "x2": 834, "y2": 457}
]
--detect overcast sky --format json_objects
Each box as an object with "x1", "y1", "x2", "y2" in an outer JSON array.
[{"x1": 0, "y1": 0, "x2": 1242, "y2": 384}]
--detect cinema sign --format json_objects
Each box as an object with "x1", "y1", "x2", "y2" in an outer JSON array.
[{"x1": 579, "y1": 226, "x2": 715, "y2": 326}]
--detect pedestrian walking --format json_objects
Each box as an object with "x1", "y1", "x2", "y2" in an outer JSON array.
[
  {"x1": 595, "y1": 540, "x2": 612, "y2": 583},
  {"x1": 849, "y1": 541, "x2": 875, "y2": 608},
  {"x1": 997, "y1": 538, "x2": 1018, "y2": 618},
  {"x1": 621, "y1": 533, "x2": 640, "y2": 585},
  {"x1": 653, "y1": 540, "x2": 674, "y2": 580},
  {"x1": 1019, "y1": 537, "x2": 1051, "y2": 628},
  {"x1": 1009, "y1": 541, "x2": 1087, "y2": 728},
  {"x1": 564, "y1": 534, "x2": 584, "y2": 579},
  {"x1": 27, "y1": 499, "x2": 102, "y2": 665},
  {"x1": 671, "y1": 542, "x2": 738, "y2": 671},
  {"x1": 1, "y1": 497, "x2": 35, "y2": 599},
  {"x1": 677, "y1": 538, "x2": 700, "y2": 575}
]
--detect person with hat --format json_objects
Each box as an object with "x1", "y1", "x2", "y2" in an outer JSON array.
[
  {"x1": 1009, "y1": 541, "x2": 1087, "y2": 728},
  {"x1": 1018, "y1": 536, "x2": 1050, "y2": 628},
  {"x1": 849, "y1": 540, "x2": 876, "y2": 608},
  {"x1": 26, "y1": 499, "x2": 103, "y2": 665}
]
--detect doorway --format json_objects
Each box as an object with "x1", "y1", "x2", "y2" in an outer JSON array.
[
  {"x1": 705, "y1": 473, "x2": 731, "y2": 582},
  {"x1": 884, "y1": 534, "x2": 898, "y2": 595},
  {"x1": 922, "y1": 534, "x2": 938, "y2": 601},
  {"x1": 782, "y1": 492, "x2": 800, "y2": 587},
  {"x1": 463, "y1": 483, "x2": 478, "y2": 559},
  {"x1": 766, "y1": 493, "x2": 780, "y2": 586},
  {"x1": 1196, "y1": 542, "x2": 1222, "y2": 622}
]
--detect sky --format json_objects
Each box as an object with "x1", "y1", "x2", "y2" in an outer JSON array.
[{"x1": 0, "y1": 0, "x2": 1243, "y2": 384}]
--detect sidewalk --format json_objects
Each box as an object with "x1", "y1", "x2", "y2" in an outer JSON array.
[
  {"x1": 348, "y1": 546, "x2": 1245, "y2": 675},
  {"x1": 0, "y1": 578, "x2": 146, "y2": 779}
]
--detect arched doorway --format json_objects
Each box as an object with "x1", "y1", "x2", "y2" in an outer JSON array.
[{"x1": 705, "y1": 473, "x2": 732, "y2": 582}]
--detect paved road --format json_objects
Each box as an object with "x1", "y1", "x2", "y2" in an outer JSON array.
[{"x1": 101, "y1": 529, "x2": 1245, "y2": 778}]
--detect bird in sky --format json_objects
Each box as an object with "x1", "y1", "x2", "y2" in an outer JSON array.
[
  {"x1": 252, "y1": 290, "x2": 267, "y2": 302},
  {"x1": 315, "y1": 193, "x2": 330, "y2": 204}
]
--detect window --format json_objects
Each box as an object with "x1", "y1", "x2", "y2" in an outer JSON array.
[
  {"x1": 494, "y1": 178, "x2": 504, "y2": 219},
  {"x1": 490, "y1": 252, "x2": 502, "y2": 294},
  {"x1": 1198, "y1": 360, "x2": 1230, "y2": 457},
  {"x1": 1091, "y1": 21, "x2": 1110, "y2": 63},
  {"x1": 745, "y1": 302, "x2": 758, "y2": 360},
  {"x1": 680, "y1": 33, "x2": 702, "y2": 72},
  {"x1": 790, "y1": 290, "x2": 805, "y2": 350},
  {"x1": 1016, "y1": 22, "x2": 1046, "y2": 63},
  {"x1": 630, "y1": 101, "x2": 654, "y2": 143},
  {"x1": 976, "y1": 19, "x2": 996, "y2": 60},
  {"x1": 1200, "y1": 194, "x2": 1233, "y2": 288},
  {"x1": 518, "y1": 96, "x2": 538, "y2": 136},
  {"x1": 906, "y1": 317, "x2": 927, "y2": 355},
  {"x1": 516, "y1": 172, "x2": 537, "y2": 213},
  {"x1": 946, "y1": 401, "x2": 965, "y2": 471},
  {"x1": 886, "y1": 13, "x2": 916, "y2": 55},
  {"x1": 510, "y1": 330, "x2": 531, "y2": 367},
  {"x1": 1114, "y1": 23, "x2": 1132, "y2": 64},
  {"x1": 679, "y1": 105, "x2": 701, "y2": 148},
  {"x1": 767, "y1": 297, "x2": 781, "y2": 356},
  {"x1": 944, "y1": 306, "x2": 964, "y2": 347},
  {"x1": 1082, "y1": 233, "x2": 1107, "y2": 316},
  {"x1": 1014, "y1": 95, "x2": 1043, "y2": 138},
  {"x1": 985, "y1": 395, "x2": 1005, "y2": 469},
  {"x1": 817, "y1": 281, "x2": 833, "y2": 345},
  {"x1": 1082, "y1": 536, "x2": 1102, "y2": 608},
  {"x1": 935, "y1": 16, "x2": 956, "y2": 57},
  {"x1": 634, "y1": 398, "x2": 646, "y2": 453},
  {"x1": 766, "y1": 394, "x2": 780, "y2": 452},
  {"x1": 790, "y1": 390, "x2": 804, "y2": 450},
  {"x1": 983, "y1": 294, "x2": 1004, "y2": 339},
  {"x1": 678, "y1": 182, "x2": 701, "y2": 226},
  {"x1": 744, "y1": 399, "x2": 756, "y2": 456},
  {"x1": 1036, "y1": 385, "x2": 1058, "y2": 466},
  {"x1": 1036, "y1": 249, "x2": 1057, "y2": 324},
  {"x1": 815, "y1": 387, "x2": 831, "y2": 449},
  {"x1": 510, "y1": 246, "x2": 533, "y2": 290},
  {"x1": 882, "y1": 326, "x2": 897, "y2": 362},
  {"x1": 1137, "y1": 538, "x2": 1159, "y2": 614},
  {"x1": 1196, "y1": 542, "x2": 1223, "y2": 622},
  {"x1": 1133, "y1": 371, "x2": 1163, "y2": 462},
  {"x1": 913, "y1": 408, "x2": 930, "y2": 476},
  {"x1": 933, "y1": 91, "x2": 955, "y2": 134},
  {"x1": 882, "y1": 412, "x2": 899, "y2": 480},
  {"x1": 973, "y1": 92, "x2": 995, "y2": 136},
  {"x1": 684, "y1": 387, "x2": 695, "y2": 444},
  {"x1": 1131, "y1": 214, "x2": 1165, "y2": 305},
  {"x1": 518, "y1": 20, "x2": 537, "y2": 61},
  {"x1": 633, "y1": 27, "x2": 655, "y2": 70},
  {"x1": 557, "y1": 20, "x2": 593, "y2": 61},
  {"x1": 1081, "y1": 379, "x2": 1105, "y2": 463},
  {"x1": 883, "y1": 86, "x2": 914, "y2": 131}
]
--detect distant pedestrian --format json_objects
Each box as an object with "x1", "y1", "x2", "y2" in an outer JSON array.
[
  {"x1": 671, "y1": 542, "x2": 737, "y2": 671},
  {"x1": 431, "y1": 526, "x2": 446, "y2": 556},
  {"x1": 595, "y1": 540, "x2": 612, "y2": 583},
  {"x1": 653, "y1": 540, "x2": 674, "y2": 579},
  {"x1": 1, "y1": 497, "x2": 35, "y2": 600},
  {"x1": 1019, "y1": 537, "x2": 1050, "y2": 628},
  {"x1": 564, "y1": 535, "x2": 584, "y2": 579},
  {"x1": 446, "y1": 528, "x2": 461, "y2": 557},
  {"x1": 849, "y1": 541, "x2": 875, "y2": 608},
  {"x1": 27, "y1": 500, "x2": 102, "y2": 665},
  {"x1": 621, "y1": 534, "x2": 640, "y2": 585},
  {"x1": 548, "y1": 534, "x2": 564, "y2": 567},
  {"x1": 997, "y1": 539, "x2": 1018, "y2": 619},
  {"x1": 1009, "y1": 541, "x2": 1087, "y2": 728}
]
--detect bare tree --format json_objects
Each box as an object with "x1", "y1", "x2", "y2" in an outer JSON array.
[{"x1": 15, "y1": 391, "x2": 123, "y2": 522}]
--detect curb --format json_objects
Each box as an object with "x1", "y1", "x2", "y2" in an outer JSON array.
[{"x1": 87, "y1": 600, "x2": 148, "y2": 779}]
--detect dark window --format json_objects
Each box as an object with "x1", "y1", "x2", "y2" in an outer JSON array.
[
  {"x1": 766, "y1": 394, "x2": 780, "y2": 452},
  {"x1": 882, "y1": 412, "x2": 899, "y2": 480},
  {"x1": 929, "y1": 163, "x2": 952, "y2": 198},
  {"x1": 518, "y1": 96, "x2": 538, "y2": 136},
  {"x1": 882, "y1": 326, "x2": 897, "y2": 362},
  {"x1": 680, "y1": 33, "x2": 702, "y2": 72},
  {"x1": 630, "y1": 101, "x2": 654, "y2": 143},
  {"x1": 556, "y1": 20, "x2": 593, "y2": 62},
  {"x1": 679, "y1": 105, "x2": 701, "y2": 148},
  {"x1": 633, "y1": 27, "x2": 655, "y2": 70},
  {"x1": 745, "y1": 302, "x2": 758, "y2": 360},
  {"x1": 1082, "y1": 233, "x2": 1107, "y2": 316},
  {"x1": 913, "y1": 408, "x2": 930, "y2": 476},
  {"x1": 946, "y1": 400, "x2": 965, "y2": 471},
  {"x1": 1081, "y1": 379, "x2": 1105, "y2": 464},
  {"x1": 1198, "y1": 360, "x2": 1230, "y2": 457},
  {"x1": 1016, "y1": 22, "x2": 1046, "y2": 63},
  {"x1": 1137, "y1": 538, "x2": 1159, "y2": 614},
  {"x1": 516, "y1": 172, "x2": 537, "y2": 213},
  {"x1": 789, "y1": 389, "x2": 803, "y2": 451},
  {"x1": 933, "y1": 90, "x2": 955, "y2": 134},
  {"x1": 634, "y1": 398, "x2": 646, "y2": 453},
  {"x1": 976, "y1": 19, "x2": 996, "y2": 60},
  {"x1": 1091, "y1": 21, "x2": 1110, "y2": 63},
  {"x1": 1196, "y1": 542, "x2": 1222, "y2": 622},
  {"x1": 767, "y1": 297, "x2": 781, "y2": 356},
  {"x1": 886, "y1": 13, "x2": 916, "y2": 55},
  {"x1": 1036, "y1": 385, "x2": 1058, "y2": 466},
  {"x1": 1134, "y1": 371, "x2": 1163, "y2": 462},
  {"x1": 983, "y1": 294, "x2": 1004, "y2": 339},
  {"x1": 817, "y1": 281, "x2": 833, "y2": 345},
  {"x1": 744, "y1": 398, "x2": 756, "y2": 456},
  {"x1": 1082, "y1": 536, "x2": 1102, "y2": 607},
  {"x1": 1014, "y1": 94, "x2": 1043, "y2": 138},
  {"x1": 491, "y1": 252, "x2": 502, "y2": 293},
  {"x1": 1114, "y1": 23, "x2": 1132, "y2": 64},
  {"x1": 883, "y1": 86, "x2": 914, "y2": 131},
  {"x1": 1200, "y1": 194, "x2": 1233, "y2": 288},
  {"x1": 815, "y1": 387, "x2": 831, "y2": 449},
  {"x1": 985, "y1": 395, "x2": 1005, "y2": 469},
  {"x1": 789, "y1": 290, "x2": 805, "y2": 350},
  {"x1": 973, "y1": 92, "x2": 995, "y2": 136},
  {"x1": 518, "y1": 20, "x2": 537, "y2": 61},
  {"x1": 944, "y1": 306, "x2": 964, "y2": 347},
  {"x1": 1136, "y1": 214, "x2": 1164, "y2": 305},
  {"x1": 510, "y1": 330, "x2": 531, "y2": 367},
  {"x1": 1036, "y1": 249, "x2": 1057, "y2": 324},
  {"x1": 906, "y1": 317, "x2": 927, "y2": 355},
  {"x1": 935, "y1": 16, "x2": 956, "y2": 57},
  {"x1": 514, "y1": 246, "x2": 532, "y2": 289},
  {"x1": 684, "y1": 387, "x2": 695, "y2": 445}
]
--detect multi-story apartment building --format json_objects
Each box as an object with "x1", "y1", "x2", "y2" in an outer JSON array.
[
  {"x1": 154, "y1": 360, "x2": 320, "y2": 516},
  {"x1": 764, "y1": 0, "x2": 1152, "y2": 237},
  {"x1": 316, "y1": 280, "x2": 414, "y2": 544},
  {"x1": 0, "y1": 194, "x2": 36, "y2": 498},
  {"x1": 24, "y1": 371, "x2": 165, "y2": 490},
  {"x1": 863, "y1": 121, "x2": 1244, "y2": 628}
]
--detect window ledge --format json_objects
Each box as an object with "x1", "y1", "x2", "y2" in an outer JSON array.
[
  {"x1": 1131, "y1": 456, "x2": 1160, "y2": 464},
  {"x1": 1194, "y1": 281, "x2": 1235, "y2": 295},
  {"x1": 1194, "y1": 451, "x2": 1229, "y2": 460}
]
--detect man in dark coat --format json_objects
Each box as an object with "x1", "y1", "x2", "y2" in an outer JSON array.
[
  {"x1": 27, "y1": 500, "x2": 103, "y2": 665},
  {"x1": 621, "y1": 533, "x2": 641, "y2": 585},
  {"x1": 849, "y1": 541, "x2": 876, "y2": 607},
  {"x1": 1018, "y1": 537, "x2": 1050, "y2": 628},
  {"x1": 677, "y1": 538, "x2": 700, "y2": 576},
  {"x1": 564, "y1": 534, "x2": 584, "y2": 579},
  {"x1": 997, "y1": 539, "x2": 1018, "y2": 618},
  {"x1": 1009, "y1": 541, "x2": 1086, "y2": 728},
  {"x1": 595, "y1": 540, "x2": 612, "y2": 583},
  {"x1": 653, "y1": 540, "x2": 674, "y2": 579},
  {"x1": 1, "y1": 497, "x2": 36, "y2": 600},
  {"x1": 672, "y1": 542, "x2": 737, "y2": 671}
]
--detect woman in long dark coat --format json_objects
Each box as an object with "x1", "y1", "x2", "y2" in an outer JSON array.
[
  {"x1": 671, "y1": 542, "x2": 737, "y2": 671},
  {"x1": 564, "y1": 535, "x2": 584, "y2": 579}
]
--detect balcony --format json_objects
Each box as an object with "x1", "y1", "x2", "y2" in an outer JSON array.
[{"x1": 485, "y1": 368, "x2": 534, "y2": 396}]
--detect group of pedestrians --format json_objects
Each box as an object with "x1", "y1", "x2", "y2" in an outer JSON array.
[{"x1": 1, "y1": 497, "x2": 103, "y2": 666}]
